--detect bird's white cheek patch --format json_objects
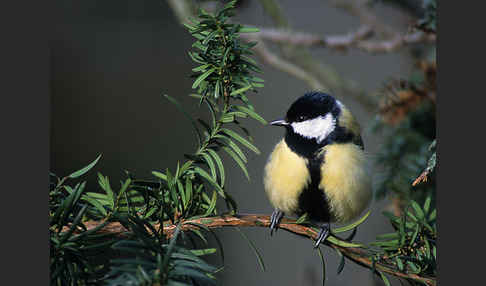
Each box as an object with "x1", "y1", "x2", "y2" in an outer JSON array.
[{"x1": 291, "y1": 114, "x2": 336, "y2": 143}]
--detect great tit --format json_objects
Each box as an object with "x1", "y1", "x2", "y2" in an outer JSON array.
[{"x1": 264, "y1": 92, "x2": 372, "y2": 247}]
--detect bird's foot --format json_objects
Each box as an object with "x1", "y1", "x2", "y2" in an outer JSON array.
[
  {"x1": 270, "y1": 209, "x2": 284, "y2": 236},
  {"x1": 314, "y1": 223, "x2": 331, "y2": 248}
]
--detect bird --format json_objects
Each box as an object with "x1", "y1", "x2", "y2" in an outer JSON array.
[{"x1": 263, "y1": 91, "x2": 372, "y2": 247}]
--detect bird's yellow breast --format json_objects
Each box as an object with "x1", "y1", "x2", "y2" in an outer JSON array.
[
  {"x1": 264, "y1": 140, "x2": 372, "y2": 223},
  {"x1": 264, "y1": 139, "x2": 310, "y2": 214},
  {"x1": 319, "y1": 143, "x2": 372, "y2": 223}
]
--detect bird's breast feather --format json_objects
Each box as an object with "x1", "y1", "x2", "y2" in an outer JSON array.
[
  {"x1": 319, "y1": 143, "x2": 372, "y2": 223},
  {"x1": 264, "y1": 139, "x2": 310, "y2": 214}
]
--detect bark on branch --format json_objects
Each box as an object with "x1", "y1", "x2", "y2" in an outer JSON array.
[
  {"x1": 251, "y1": 27, "x2": 435, "y2": 53},
  {"x1": 81, "y1": 214, "x2": 436, "y2": 286},
  {"x1": 251, "y1": 26, "x2": 373, "y2": 50}
]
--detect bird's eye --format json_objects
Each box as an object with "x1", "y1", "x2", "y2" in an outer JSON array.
[{"x1": 298, "y1": 115, "x2": 306, "y2": 122}]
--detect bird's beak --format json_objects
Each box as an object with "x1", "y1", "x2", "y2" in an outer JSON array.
[{"x1": 270, "y1": 119, "x2": 289, "y2": 126}]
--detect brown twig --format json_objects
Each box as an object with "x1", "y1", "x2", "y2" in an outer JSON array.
[
  {"x1": 412, "y1": 170, "x2": 429, "y2": 186},
  {"x1": 357, "y1": 32, "x2": 436, "y2": 53},
  {"x1": 252, "y1": 27, "x2": 435, "y2": 53},
  {"x1": 412, "y1": 153, "x2": 436, "y2": 187},
  {"x1": 252, "y1": 26, "x2": 373, "y2": 50},
  {"x1": 79, "y1": 214, "x2": 435, "y2": 286}
]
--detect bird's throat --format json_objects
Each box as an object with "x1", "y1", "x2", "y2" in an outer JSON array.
[{"x1": 284, "y1": 129, "x2": 324, "y2": 159}]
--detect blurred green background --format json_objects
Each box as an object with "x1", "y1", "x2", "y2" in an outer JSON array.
[{"x1": 50, "y1": 0, "x2": 419, "y2": 285}]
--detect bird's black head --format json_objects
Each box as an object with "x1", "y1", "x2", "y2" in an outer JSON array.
[
  {"x1": 270, "y1": 92, "x2": 356, "y2": 158},
  {"x1": 286, "y1": 92, "x2": 340, "y2": 123}
]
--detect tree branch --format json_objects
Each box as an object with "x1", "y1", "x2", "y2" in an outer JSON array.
[
  {"x1": 253, "y1": 26, "x2": 373, "y2": 49},
  {"x1": 356, "y1": 32, "x2": 436, "y2": 53},
  {"x1": 250, "y1": 27, "x2": 435, "y2": 53},
  {"x1": 80, "y1": 214, "x2": 436, "y2": 286}
]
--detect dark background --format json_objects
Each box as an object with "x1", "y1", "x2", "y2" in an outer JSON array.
[{"x1": 50, "y1": 0, "x2": 416, "y2": 285}]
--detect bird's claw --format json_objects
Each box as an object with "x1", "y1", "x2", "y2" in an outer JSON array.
[
  {"x1": 270, "y1": 209, "x2": 284, "y2": 236},
  {"x1": 314, "y1": 223, "x2": 330, "y2": 248}
]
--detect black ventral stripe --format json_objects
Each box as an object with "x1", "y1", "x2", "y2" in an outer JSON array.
[{"x1": 296, "y1": 153, "x2": 332, "y2": 222}]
